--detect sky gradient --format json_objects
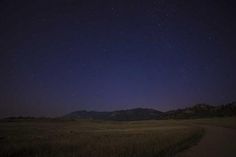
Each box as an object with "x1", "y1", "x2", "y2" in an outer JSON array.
[{"x1": 0, "y1": 0, "x2": 236, "y2": 117}]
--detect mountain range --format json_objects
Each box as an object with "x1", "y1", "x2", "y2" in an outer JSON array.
[{"x1": 64, "y1": 102, "x2": 236, "y2": 121}]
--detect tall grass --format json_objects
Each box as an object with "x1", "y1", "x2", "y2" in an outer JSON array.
[{"x1": 0, "y1": 120, "x2": 204, "y2": 157}]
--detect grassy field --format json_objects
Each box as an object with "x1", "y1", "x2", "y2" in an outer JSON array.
[
  {"x1": 1, "y1": 117, "x2": 234, "y2": 157},
  {"x1": 184, "y1": 117, "x2": 236, "y2": 129}
]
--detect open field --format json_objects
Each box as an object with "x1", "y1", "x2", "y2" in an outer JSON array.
[
  {"x1": 183, "y1": 117, "x2": 236, "y2": 129},
  {"x1": 0, "y1": 117, "x2": 235, "y2": 157}
]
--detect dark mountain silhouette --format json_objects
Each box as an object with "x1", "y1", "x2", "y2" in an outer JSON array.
[
  {"x1": 64, "y1": 108, "x2": 163, "y2": 121},
  {"x1": 64, "y1": 102, "x2": 236, "y2": 121},
  {"x1": 165, "y1": 102, "x2": 236, "y2": 119},
  {"x1": 109, "y1": 108, "x2": 163, "y2": 121},
  {"x1": 165, "y1": 104, "x2": 216, "y2": 119}
]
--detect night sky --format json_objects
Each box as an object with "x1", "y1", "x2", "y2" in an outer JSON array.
[{"x1": 0, "y1": 0, "x2": 236, "y2": 117}]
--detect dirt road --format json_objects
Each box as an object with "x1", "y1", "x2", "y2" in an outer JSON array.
[{"x1": 177, "y1": 125, "x2": 236, "y2": 157}]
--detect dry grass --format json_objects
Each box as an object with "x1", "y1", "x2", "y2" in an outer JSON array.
[
  {"x1": 0, "y1": 119, "x2": 204, "y2": 157},
  {"x1": 184, "y1": 117, "x2": 236, "y2": 129}
]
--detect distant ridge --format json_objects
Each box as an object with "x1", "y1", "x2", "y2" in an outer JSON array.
[
  {"x1": 165, "y1": 102, "x2": 236, "y2": 119},
  {"x1": 64, "y1": 102, "x2": 236, "y2": 121},
  {"x1": 64, "y1": 108, "x2": 163, "y2": 121}
]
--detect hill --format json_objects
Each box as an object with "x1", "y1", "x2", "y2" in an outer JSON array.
[
  {"x1": 64, "y1": 102, "x2": 236, "y2": 121},
  {"x1": 64, "y1": 108, "x2": 163, "y2": 121},
  {"x1": 165, "y1": 102, "x2": 236, "y2": 119}
]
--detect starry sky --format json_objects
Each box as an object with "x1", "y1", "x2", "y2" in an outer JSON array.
[{"x1": 0, "y1": 0, "x2": 236, "y2": 117}]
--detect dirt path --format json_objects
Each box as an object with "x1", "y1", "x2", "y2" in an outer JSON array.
[{"x1": 177, "y1": 125, "x2": 236, "y2": 157}]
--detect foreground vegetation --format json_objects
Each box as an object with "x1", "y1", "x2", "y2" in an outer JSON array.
[{"x1": 0, "y1": 119, "x2": 206, "y2": 157}]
